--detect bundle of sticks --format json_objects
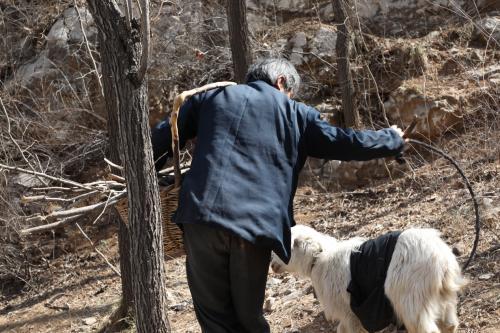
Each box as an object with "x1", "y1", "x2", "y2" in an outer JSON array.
[{"x1": 0, "y1": 160, "x2": 189, "y2": 236}]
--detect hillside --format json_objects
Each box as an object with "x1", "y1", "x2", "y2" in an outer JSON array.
[{"x1": 0, "y1": 0, "x2": 498, "y2": 332}]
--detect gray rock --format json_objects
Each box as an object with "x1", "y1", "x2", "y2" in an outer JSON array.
[
  {"x1": 289, "y1": 32, "x2": 307, "y2": 49},
  {"x1": 282, "y1": 290, "x2": 302, "y2": 302},
  {"x1": 82, "y1": 317, "x2": 97, "y2": 326},
  {"x1": 267, "y1": 277, "x2": 283, "y2": 287},
  {"x1": 384, "y1": 86, "x2": 463, "y2": 139},
  {"x1": 169, "y1": 302, "x2": 188, "y2": 311},
  {"x1": 310, "y1": 27, "x2": 337, "y2": 57},
  {"x1": 14, "y1": 174, "x2": 46, "y2": 188},
  {"x1": 6, "y1": 6, "x2": 97, "y2": 90},
  {"x1": 472, "y1": 16, "x2": 500, "y2": 47},
  {"x1": 289, "y1": 48, "x2": 304, "y2": 66},
  {"x1": 46, "y1": 7, "x2": 97, "y2": 60},
  {"x1": 478, "y1": 273, "x2": 494, "y2": 280},
  {"x1": 467, "y1": 64, "x2": 500, "y2": 81},
  {"x1": 264, "y1": 296, "x2": 276, "y2": 312}
]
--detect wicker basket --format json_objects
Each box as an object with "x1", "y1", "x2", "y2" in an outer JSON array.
[
  {"x1": 115, "y1": 183, "x2": 185, "y2": 259},
  {"x1": 115, "y1": 81, "x2": 236, "y2": 260}
]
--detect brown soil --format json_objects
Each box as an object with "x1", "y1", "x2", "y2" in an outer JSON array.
[{"x1": 1, "y1": 139, "x2": 498, "y2": 332}]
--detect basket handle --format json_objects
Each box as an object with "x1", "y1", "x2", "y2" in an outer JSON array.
[{"x1": 170, "y1": 81, "x2": 237, "y2": 187}]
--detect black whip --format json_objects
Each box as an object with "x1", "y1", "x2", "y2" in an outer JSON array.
[{"x1": 404, "y1": 138, "x2": 480, "y2": 271}]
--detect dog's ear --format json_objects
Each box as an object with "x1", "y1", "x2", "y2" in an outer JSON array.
[
  {"x1": 293, "y1": 237, "x2": 302, "y2": 249},
  {"x1": 310, "y1": 240, "x2": 323, "y2": 257},
  {"x1": 294, "y1": 236, "x2": 323, "y2": 256}
]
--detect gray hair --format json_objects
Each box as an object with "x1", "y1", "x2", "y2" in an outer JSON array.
[{"x1": 245, "y1": 58, "x2": 301, "y2": 95}]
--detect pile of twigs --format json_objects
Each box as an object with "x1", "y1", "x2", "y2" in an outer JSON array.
[
  {"x1": 0, "y1": 159, "x2": 127, "y2": 236},
  {"x1": 0, "y1": 157, "x2": 191, "y2": 237}
]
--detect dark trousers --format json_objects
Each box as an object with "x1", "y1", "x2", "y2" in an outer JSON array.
[{"x1": 183, "y1": 223, "x2": 271, "y2": 333}]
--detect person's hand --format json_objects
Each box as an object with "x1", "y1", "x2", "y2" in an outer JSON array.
[
  {"x1": 391, "y1": 125, "x2": 407, "y2": 164},
  {"x1": 390, "y1": 125, "x2": 404, "y2": 138}
]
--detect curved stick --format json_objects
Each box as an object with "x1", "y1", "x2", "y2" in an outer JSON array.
[
  {"x1": 407, "y1": 139, "x2": 480, "y2": 271},
  {"x1": 170, "y1": 81, "x2": 236, "y2": 187}
]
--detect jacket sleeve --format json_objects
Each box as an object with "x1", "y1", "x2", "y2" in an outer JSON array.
[
  {"x1": 304, "y1": 108, "x2": 404, "y2": 161},
  {"x1": 151, "y1": 96, "x2": 199, "y2": 171}
]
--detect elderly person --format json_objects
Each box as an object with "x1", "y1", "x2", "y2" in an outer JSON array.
[{"x1": 151, "y1": 58, "x2": 405, "y2": 333}]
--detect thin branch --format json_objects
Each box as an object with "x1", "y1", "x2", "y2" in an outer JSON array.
[
  {"x1": 32, "y1": 186, "x2": 86, "y2": 192},
  {"x1": 157, "y1": 162, "x2": 190, "y2": 175},
  {"x1": 73, "y1": 1, "x2": 104, "y2": 97},
  {"x1": 104, "y1": 157, "x2": 124, "y2": 170},
  {"x1": 24, "y1": 191, "x2": 126, "y2": 224},
  {"x1": 21, "y1": 190, "x2": 100, "y2": 204},
  {"x1": 0, "y1": 163, "x2": 93, "y2": 191},
  {"x1": 92, "y1": 191, "x2": 115, "y2": 224},
  {"x1": 289, "y1": 50, "x2": 336, "y2": 70},
  {"x1": 109, "y1": 173, "x2": 126, "y2": 183},
  {"x1": 75, "y1": 223, "x2": 121, "y2": 277},
  {"x1": 0, "y1": 98, "x2": 48, "y2": 186},
  {"x1": 83, "y1": 180, "x2": 126, "y2": 188},
  {"x1": 125, "y1": 0, "x2": 133, "y2": 29},
  {"x1": 20, "y1": 214, "x2": 83, "y2": 235}
]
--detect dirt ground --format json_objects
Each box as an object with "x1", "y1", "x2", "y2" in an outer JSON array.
[{"x1": 0, "y1": 140, "x2": 498, "y2": 332}]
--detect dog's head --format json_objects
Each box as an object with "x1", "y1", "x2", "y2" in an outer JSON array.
[{"x1": 271, "y1": 225, "x2": 324, "y2": 277}]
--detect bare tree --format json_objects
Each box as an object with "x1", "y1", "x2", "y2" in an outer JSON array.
[
  {"x1": 86, "y1": 1, "x2": 170, "y2": 332},
  {"x1": 226, "y1": 0, "x2": 252, "y2": 82},
  {"x1": 332, "y1": 0, "x2": 360, "y2": 128}
]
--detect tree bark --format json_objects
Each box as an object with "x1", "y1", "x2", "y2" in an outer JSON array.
[
  {"x1": 86, "y1": 1, "x2": 170, "y2": 332},
  {"x1": 226, "y1": 0, "x2": 252, "y2": 83},
  {"x1": 105, "y1": 61, "x2": 134, "y2": 318},
  {"x1": 332, "y1": 0, "x2": 359, "y2": 128}
]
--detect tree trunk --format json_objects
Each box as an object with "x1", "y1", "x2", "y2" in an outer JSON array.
[
  {"x1": 226, "y1": 0, "x2": 252, "y2": 83},
  {"x1": 332, "y1": 0, "x2": 359, "y2": 128},
  {"x1": 106, "y1": 75, "x2": 134, "y2": 318},
  {"x1": 86, "y1": 1, "x2": 170, "y2": 332}
]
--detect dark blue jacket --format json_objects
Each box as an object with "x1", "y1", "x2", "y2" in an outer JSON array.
[{"x1": 152, "y1": 80, "x2": 404, "y2": 262}]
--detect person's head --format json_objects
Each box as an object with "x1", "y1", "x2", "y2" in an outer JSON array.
[{"x1": 245, "y1": 58, "x2": 300, "y2": 98}]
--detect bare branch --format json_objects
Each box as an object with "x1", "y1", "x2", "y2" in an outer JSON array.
[
  {"x1": 74, "y1": 1, "x2": 104, "y2": 97},
  {"x1": 104, "y1": 157, "x2": 124, "y2": 171},
  {"x1": 0, "y1": 98, "x2": 48, "y2": 185},
  {"x1": 75, "y1": 223, "x2": 121, "y2": 277},
  {"x1": 21, "y1": 190, "x2": 100, "y2": 204},
  {"x1": 125, "y1": 0, "x2": 133, "y2": 29},
  {"x1": 23, "y1": 191, "x2": 126, "y2": 225},
  {"x1": 109, "y1": 173, "x2": 126, "y2": 183},
  {"x1": 0, "y1": 163, "x2": 93, "y2": 191},
  {"x1": 20, "y1": 215, "x2": 83, "y2": 235}
]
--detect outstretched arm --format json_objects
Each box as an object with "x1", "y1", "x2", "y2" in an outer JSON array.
[{"x1": 304, "y1": 109, "x2": 405, "y2": 161}]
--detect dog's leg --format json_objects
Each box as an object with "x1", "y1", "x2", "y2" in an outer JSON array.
[
  {"x1": 437, "y1": 301, "x2": 459, "y2": 333},
  {"x1": 416, "y1": 310, "x2": 441, "y2": 333},
  {"x1": 337, "y1": 316, "x2": 366, "y2": 333}
]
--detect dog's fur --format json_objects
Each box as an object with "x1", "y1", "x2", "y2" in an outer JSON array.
[{"x1": 271, "y1": 225, "x2": 466, "y2": 333}]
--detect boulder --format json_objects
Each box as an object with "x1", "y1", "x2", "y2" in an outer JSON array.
[
  {"x1": 384, "y1": 86, "x2": 463, "y2": 139},
  {"x1": 288, "y1": 32, "x2": 307, "y2": 65},
  {"x1": 46, "y1": 7, "x2": 97, "y2": 60},
  {"x1": 7, "y1": 6, "x2": 96, "y2": 90},
  {"x1": 471, "y1": 16, "x2": 500, "y2": 48},
  {"x1": 309, "y1": 27, "x2": 337, "y2": 57}
]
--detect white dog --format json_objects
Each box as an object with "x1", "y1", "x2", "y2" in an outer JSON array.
[{"x1": 271, "y1": 225, "x2": 466, "y2": 333}]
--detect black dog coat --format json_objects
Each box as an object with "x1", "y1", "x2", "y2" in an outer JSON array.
[{"x1": 347, "y1": 231, "x2": 402, "y2": 332}]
